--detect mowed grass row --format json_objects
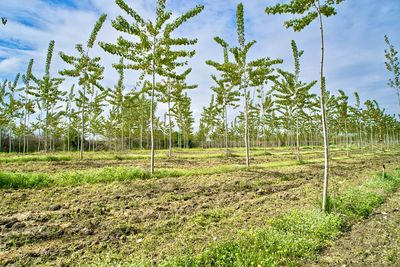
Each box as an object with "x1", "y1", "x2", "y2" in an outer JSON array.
[
  {"x1": 0, "y1": 146, "x2": 369, "y2": 163},
  {"x1": 0, "y1": 152, "x2": 380, "y2": 189}
]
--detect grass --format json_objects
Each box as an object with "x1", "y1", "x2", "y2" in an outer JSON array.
[
  {"x1": 0, "y1": 154, "x2": 73, "y2": 163},
  {"x1": 0, "y1": 167, "x2": 151, "y2": 189},
  {"x1": 330, "y1": 169, "x2": 400, "y2": 221},
  {"x1": 0, "y1": 150, "x2": 391, "y2": 189},
  {"x1": 1, "y1": 148, "x2": 399, "y2": 266},
  {"x1": 0, "y1": 145, "x2": 375, "y2": 163},
  {"x1": 162, "y1": 210, "x2": 343, "y2": 267},
  {"x1": 157, "y1": 169, "x2": 400, "y2": 267}
]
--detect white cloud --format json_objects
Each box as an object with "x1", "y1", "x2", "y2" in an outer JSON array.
[{"x1": 0, "y1": 0, "x2": 399, "y2": 125}]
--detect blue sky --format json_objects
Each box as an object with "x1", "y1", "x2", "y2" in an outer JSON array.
[{"x1": 0, "y1": 0, "x2": 399, "y2": 121}]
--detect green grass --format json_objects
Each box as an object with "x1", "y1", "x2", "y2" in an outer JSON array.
[
  {"x1": 0, "y1": 155, "x2": 73, "y2": 163},
  {"x1": 0, "y1": 146, "x2": 368, "y2": 163},
  {"x1": 0, "y1": 152, "x2": 383, "y2": 189},
  {"x1": 0, "y1": 167, "x2": 151, "y2": 189},
  {"x1": 158, "y1": 169, "x2": 400, "y2": 267},
  {"x1": 330, "y1": 169, "x2": 400, "y2": 221},
  {"x1": 163, "y1": 210, "x2": 343, "y2": 267}
]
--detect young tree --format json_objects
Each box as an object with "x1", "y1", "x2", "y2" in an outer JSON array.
[
  {"x1": 266, "y1": 0, "x2": 345, "y2": 212},
  {"x1": 0, "y1": 80, "x2": 8, "y2": 152},
  {"x1": 207, "y1": 39, "x2": 240, "y2": 156},
  {"x1": 349, "y1": 92, "x2": 363, "y2": 150},
  {"x1": 64, "y1": 85, "x2": 76, "y2": 152},
  {"x1": 171, "y1": 90, "x2": 195, "y2": 149},
  {"x1": 100, "y1": 0, "x2": 204, "y2": 174},
  {"x1": 273, "y1": 41, "x2": 317, "y2": 161},
  {"x1": 200, "y1": 95, "x2": 219, "y2": 148},
  {"x1": 4, "y1": 74, "x2": 22, "y2": 153},
  {"x1": 158, "y1": 74, "x2": 196, "y2": 156},
  {"x1": 108, "y1": 58, "x2": 127, "y2": 152},
  {"x1": 30, "y1": 41, "x2": 65, "y2": 153},
  {"x1": 336, "y1": 89, "x2": 350, "y2": 156},
  {"x1": 59, "y1": 14, "x2": 107, "y2": 159},
  {"x1": 208, "y1": 3, "x2": 281, "y2": 167},
  {"x1": 384, "y1": 35, "x2": 400, "y2": 115},
  {"x1": 21, "y1": 59, "x2": 34, "y2": 153}
]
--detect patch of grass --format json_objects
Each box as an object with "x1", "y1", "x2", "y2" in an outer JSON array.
[
  {"x1": 193, "y1": 209, "x2": 230, "y2": 227},
  {"x1": 164, "y1": 210, "x2": 342, "y2": 267},
  {"x1": 330, "y1": 170, "x2": 400, "y2": 221},
  {"x1": 0, "y1": 155, "x2": 73, "y2": 163},
  {"x1": 0, "y1": 156, "x2": 323, "y2": 189},
  {"x1": 0, "y1": 167, "x2": 150, "y2": 189}
]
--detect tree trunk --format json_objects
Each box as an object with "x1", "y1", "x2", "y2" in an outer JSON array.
[
  {"x1": 80, "y1": 86, "x2": 86, "y2": 160},
  {"x1": 244, "y1": 87, "x2": 250, "y2": 167},
  {"x1": 8, "y1": 129, "x2": 12, "y2": 153},
  {"x1": 45, "y1": 103, "x2": 49, "y2": 153},
  {"x1": 121, "y1": 105, "x2": 125, "y2": 152},
  {"x1": 317, "y1": 4, "x2": 330, "y2": 213},
  {"x1": 296, "y1": 113, "x2": 301, "y2": 161},
  {"x1": 224, "y1": 105, "x2": 229, "y2": 156},
  {"x1": 150, "y1": 40, "x2": 156, "y2": 175},
  {"x1": 345, "y1": 120, "x2": 349, "y2": 157},
  {"x1": 168, "y1": 88, "x2": 173, "y2": 157}
]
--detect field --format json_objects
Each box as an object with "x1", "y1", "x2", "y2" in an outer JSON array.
[{"x1": 1, "y1": 146, "x2": 400, "y2": 266}]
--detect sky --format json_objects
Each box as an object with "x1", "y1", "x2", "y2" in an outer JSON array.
[{"x1": 0, "y1": 0, "x2": 399, "y2": 125}]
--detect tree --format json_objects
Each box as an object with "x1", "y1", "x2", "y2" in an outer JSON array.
[
  {"x1": 59, "y1": 14, "x2": 107, "y2": 159},
  {"x1": 207, "y1": 38, "x2": 240, "y2": 156},
  {"x1": 200, "y1": 95, "x2": 219, "y2": 148},
  {"x1": 158, "y1": 74, "x2": 196, "y2": 156},
  {"x1": 336, "y1": 89, "x2": 350, "y2": 156},
  {"x1": 21, "y1": 59, "x2": 34, "y2": 153},
  {"x1": 100, "y1": 0, "x2": 203, "y2": 174},
  {"x1": 108, "y1": 58, "x2": 127, "y2": 152},
  {"x1": 208, "y1": 3, "x2": 281, "y2": 167},
  {"x1": 4, "y1": 74, "x2": 22, "y2": 152},
  {"x1": 30, "y1": 41, "x2": 65, "y2": 153},
  {"x1": 349, "y1": 92, "x2": 363, "y2": 150},
  {"x1": 0, "y1": 80, "x2": 8, "y2": 152},
  {"x1": 64, "y1": 85, "x2": 77, "y2": 152},
  {"x1": 384, "y1": 35, "x2": 400, "y2": 115},
  {"x1": 171, "y1": 90, "x2": 195, "y2": 149},
  {"x1": 266, "y1": 0, "x2": 345, "y2": 212},
  {"x1": 273, "y1": 41, "x2": 317, "y2": 161}
]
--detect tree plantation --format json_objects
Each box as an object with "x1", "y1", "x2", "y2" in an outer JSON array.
[{"x1": 1, "y1": 0, "x2": 400, "y2": 266}]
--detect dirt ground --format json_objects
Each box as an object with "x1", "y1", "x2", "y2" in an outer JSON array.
[{"x1": 0, "y1": 149, "x2": 399, "y2": 266}]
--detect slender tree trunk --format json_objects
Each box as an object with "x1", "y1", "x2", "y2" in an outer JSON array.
[
  {"x1": 243, "y1": 86, "x2": 250, "y2": 167},
  {"x1": 8, "y1": 129, "x2": 12, "y2": 153},
  {"x1": 121, "y1": 106, "x2": 125, "y2": 152},
  {"x1": 345, "y1": 120, "x2": 349, "y2": 157},
  {"x1": 140, "y1": 122, "x2": 143, "y2": 150},
  {"x1": 37, "y1": 128, "x2": 41, "y2": 152},
  {"x1": 150, "y1": 40, "x2": 156, "y2": 175},
  {"x1": 296, "y1": 113, "x2": 301, "y2": 161},
  {"x1": 224, "y1": 105, "x2": 229, "y2": 156},
  {"x1": 67, "y1": 119, "x2": 70, "y2": 152},
  {"x1": 317, "y1": 4, "x2": 330, "y2": 213},
  {"x1": 80, "y1": 86, "x2": 86, "y2": 160},
  {"x1": 23, "y1": 108, "x2": 27, "y2": 153},
  {"x1": 45, "y1": 103, "x2": 49, "y2": 153},
  {"x1": 168, "y1": 89, "x2": 173, "y2": 157}
]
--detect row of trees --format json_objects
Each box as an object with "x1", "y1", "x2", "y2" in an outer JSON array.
[{"x1": 0, "y1": 0, "x2": 399, "y2": 211}]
